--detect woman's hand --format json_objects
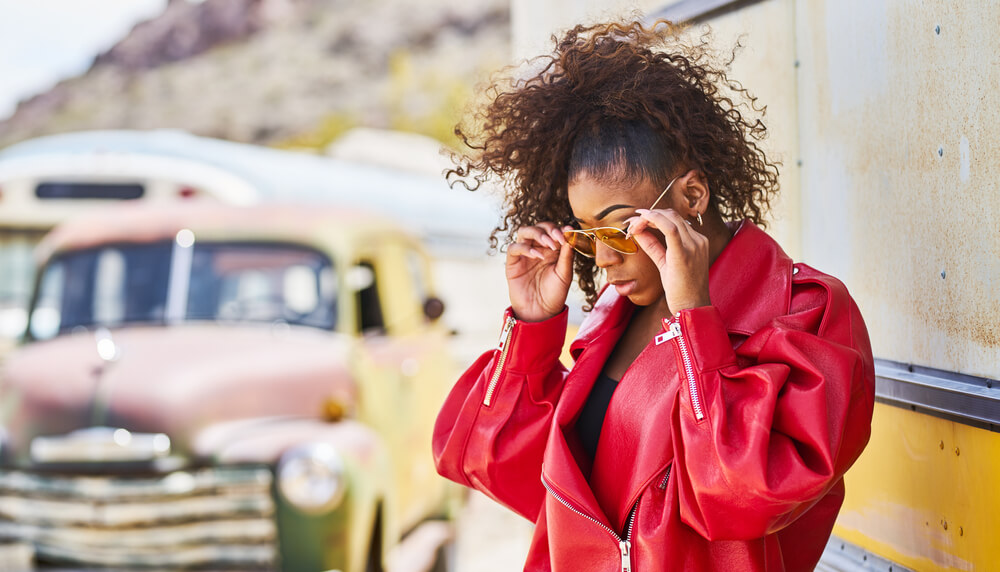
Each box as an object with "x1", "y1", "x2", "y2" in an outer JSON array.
[
  {"x1": 506, "y1": 222, "x2": 575, "y2": 322},
  {"x1": 626, "y1": 209, "x2": 711, "y2": 314}
]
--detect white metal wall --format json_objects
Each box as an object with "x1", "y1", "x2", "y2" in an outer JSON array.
[{"x1": 795, "y1": 1, "x2": 1000, "y2": 379}]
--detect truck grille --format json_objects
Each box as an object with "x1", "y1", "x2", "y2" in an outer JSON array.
[{"x1": 0, "y1": 466, "x2": 277, "y2": 568}]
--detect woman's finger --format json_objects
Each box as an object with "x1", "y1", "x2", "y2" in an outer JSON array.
[
  {"x1": 507, "y1": 241, "x2": 546, "y2": 261},
  {"x1": 516, "y1": 225, "x2": 561, "y2": 251},
  {"x1": 632, "y1": 228, "x2": 667, "y2": 267},
  {"x1": 555, "y1": 242, "x2": 575, "y2": 282},
  {"x1": 635, "y1": 208, "x2": 694, "y2": 250},
  {"x1": 535, "y1": 221, "x2": 568, "y2": 246},
  {"x1": 625, "y1": 216, "x2": 648, "y2": 239}
]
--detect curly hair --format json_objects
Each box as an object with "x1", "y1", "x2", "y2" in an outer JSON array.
[{"x1": 447, "y1": 19, "x2": 780, "y2": 309}]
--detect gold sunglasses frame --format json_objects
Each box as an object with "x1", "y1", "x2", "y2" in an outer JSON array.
[{"x1": 563, "y1": 175, "x2": 680, "y2": 258}]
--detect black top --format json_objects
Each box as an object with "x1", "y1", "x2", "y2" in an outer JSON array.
[{"x1": 576, "y1": 372, "x2": 619, "y2": 460}]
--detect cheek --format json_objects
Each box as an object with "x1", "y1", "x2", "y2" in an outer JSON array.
[{"x1": 628, "y1": 253, "x2": 664, "y2": 292}]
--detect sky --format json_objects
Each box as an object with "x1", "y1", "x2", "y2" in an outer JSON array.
[{"x1": 0, "y1": 0, "x2": 169, "y2": 120}]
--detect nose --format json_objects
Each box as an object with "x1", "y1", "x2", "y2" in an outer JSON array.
[{"x1": 593, "y1": 239, "x2": 623, "y2": 269}]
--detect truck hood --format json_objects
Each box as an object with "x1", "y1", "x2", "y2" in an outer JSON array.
[{"x1": 0, "y1": 324, "x2": 355, "y2": 465}]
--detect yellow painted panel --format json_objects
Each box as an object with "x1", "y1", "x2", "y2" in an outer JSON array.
[{"x1": 834, "y1": 402, "x2": 1000, "y2": 571}]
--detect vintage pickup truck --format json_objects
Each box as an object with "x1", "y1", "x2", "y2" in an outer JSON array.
[{"x1": 0, "y1": 203, "x2": 458, "y2": 571}]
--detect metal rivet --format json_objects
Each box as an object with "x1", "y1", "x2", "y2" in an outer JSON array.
[
  {"x1": 794, "y1": 59, "x2": 800, "y2": 68},
  {"x1": 935, "y1": 25, "x2": 941, "y2": 35},
  {"x1": 938, "y1": 146, "x2": 944, "y2": 157},
  {"x1": 939, "y1": 440, "x2": 944, "y2": 450},
  {"x1": 941, "y1": 270, "x2": 946, "y2": 279},
  {"x1": 943, "y1": 520, "x2": 948, "y2": 530},
  {"x1": 796, "y1": 159, "x2": 803, "y2": 167},
  {"x1": 955, "y1": 447, "x2": 960, "y2": 456}
]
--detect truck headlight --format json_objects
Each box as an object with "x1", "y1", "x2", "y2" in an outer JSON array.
[{"x1": 277, "y1": 443, "x2": 347, "y2": 514}]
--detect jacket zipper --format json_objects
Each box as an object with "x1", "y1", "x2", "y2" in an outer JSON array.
[
  {"x1": 483, "y1": 315, "x2": 516, "y2": 406},
  {"x1": 541, "y1": 475, "x2": 637, "y2": 571},
  {"x1": 658, "y1": 465, "x2": 672, "y2": 490},
  {"x1": 655, "y1": 318, "x2": 705, "y2": 421}
]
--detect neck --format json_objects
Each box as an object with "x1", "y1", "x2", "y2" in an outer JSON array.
[
  {"x1": 700, "y1": 208, "x2": 733, "y2": 266},
  {"x1": 633, "y1": 295, "x2": 671, "y2": 327}
]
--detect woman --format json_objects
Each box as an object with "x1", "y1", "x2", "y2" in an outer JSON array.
[{"x1": 433, "y1": 20, "x2": 875, "y2": 571}]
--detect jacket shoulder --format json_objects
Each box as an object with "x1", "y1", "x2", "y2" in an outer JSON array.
[{"x1": 789, "y1": 263, "x2": 862, "y2": 339}]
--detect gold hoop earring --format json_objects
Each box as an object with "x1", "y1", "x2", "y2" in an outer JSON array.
[{"x1": 697, "y1": 212, "x2": 703, "y2": 226}]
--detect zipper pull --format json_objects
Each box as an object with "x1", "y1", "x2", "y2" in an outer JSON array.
[
  {"x1": 654, "y1": 320, "x2": 682, "y2": 345},
  {"x1": 497, "y1": 316, "x2": 516, "y2": 350},
  {"x1": 619, "y1": 540, "x2": 632, "y2": 572},
  {"x1": 484, "y1": 316, "x2": 517, "y2": 406}
]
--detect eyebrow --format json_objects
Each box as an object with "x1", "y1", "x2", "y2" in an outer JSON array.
[
  {"x1": 571, "y1": 204, "x2": 634, "y2": 224},
  {"x1": 595, "y1": 204, "x2": 633, "y2": 220}
]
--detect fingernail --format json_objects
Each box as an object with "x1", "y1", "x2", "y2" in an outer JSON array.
[{"x1": 635, "y1": 209, "x2": 649, "y2": 213}]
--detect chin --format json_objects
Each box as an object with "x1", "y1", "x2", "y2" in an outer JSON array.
[{"x1": 626, "y1": 288, "x2": 663, "y2": 307}]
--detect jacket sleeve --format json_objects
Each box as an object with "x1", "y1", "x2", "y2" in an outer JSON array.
[
  {"x1": 666, "y1": 271, "x2": 875, "y2": 540},
  {"x1": 432, "y1": 307, "x2": 569, "y2": 521}
]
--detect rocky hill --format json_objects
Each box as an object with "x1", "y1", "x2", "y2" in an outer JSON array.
[{"x1": 0, "y1": 0, "x2": 510, "y2": 149}]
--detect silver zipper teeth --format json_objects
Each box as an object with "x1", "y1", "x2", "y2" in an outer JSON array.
[
  {"x1": 483, "y1": 316, "x2": 516, "y2": 406},
  {"x1": 625, "y1": 501, "x2": 638, "y2": 542},
  {"x1": 541, "y1": 476, "x2": 621, "y2": 540},
  {"x1": 542, "y1": 476, "x2": 636, "y2": 572},
  {"x1": 673, "y1": 320, "x2": 705, "y2": 421},
  {"x1": 658, "y1": 465, "x2": 672, "y2": 490}
]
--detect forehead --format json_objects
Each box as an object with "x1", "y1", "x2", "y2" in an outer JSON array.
[{"x1": 566, "y1": 175, "x2": 662, "y2": 222}]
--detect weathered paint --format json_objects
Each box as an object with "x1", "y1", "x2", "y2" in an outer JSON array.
[
  {"x1": 834, "y1": 403, "x2": 1000, "y2": 571},
  {"x1": 795, "y1": 0, "x2": 1000, "y2": 379}
]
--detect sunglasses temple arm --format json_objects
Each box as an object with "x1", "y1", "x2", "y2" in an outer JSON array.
[
  {"x1": 647, "y1": 176, "x2": 678, "y2": 212},
  {"x1": 628, "y1": 176, "x2": 679, "y2": 239}
]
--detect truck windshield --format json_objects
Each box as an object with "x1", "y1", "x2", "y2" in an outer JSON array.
[{"x1": 28, "y1": 241, "x2": 336, "y2": 340}]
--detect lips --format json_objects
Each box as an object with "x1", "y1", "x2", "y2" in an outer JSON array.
[{"x1": 610, "y1": 279, "x2": 636, "y2": 296}]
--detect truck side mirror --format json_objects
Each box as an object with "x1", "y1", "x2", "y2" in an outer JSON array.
[{"x1": 423, "y1": 297, "x2": 445, "y2": 321}]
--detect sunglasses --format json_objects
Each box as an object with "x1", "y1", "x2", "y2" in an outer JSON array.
[{"x1": 563, "y1": 176, "x2": 680, "y2": 258}]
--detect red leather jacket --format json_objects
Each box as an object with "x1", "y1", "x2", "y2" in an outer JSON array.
[{"x1": 433, "y1": 221, "x2": 875, "y2": 571}]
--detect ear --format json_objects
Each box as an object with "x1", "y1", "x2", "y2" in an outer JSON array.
[{"x1": 678, "y1": 170, "x2": 710, "y2": 217}]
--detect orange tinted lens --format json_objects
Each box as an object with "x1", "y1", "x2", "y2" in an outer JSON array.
[
  {"x1": 595, "y1": 229, "x2": 637, "y2": 254},
  {"x1": 564, "y1": 231, "x2": 595, "y2": 257}
]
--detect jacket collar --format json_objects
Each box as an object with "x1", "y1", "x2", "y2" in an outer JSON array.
[{"x1": 570, "y1": 219, "x2": 792, "y2": 357}]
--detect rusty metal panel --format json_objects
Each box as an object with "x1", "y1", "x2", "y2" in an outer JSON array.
[{"x1": 794, "y1": 0, "x2": 1000, "y2": 379}]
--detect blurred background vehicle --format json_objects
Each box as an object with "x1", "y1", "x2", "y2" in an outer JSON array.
[
  {"x1": 0, "y1": 129, "x2": 507, "y2": 365},
  {"x1": 0, "y1": 202, "x2": 459, "y2": 571}
]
